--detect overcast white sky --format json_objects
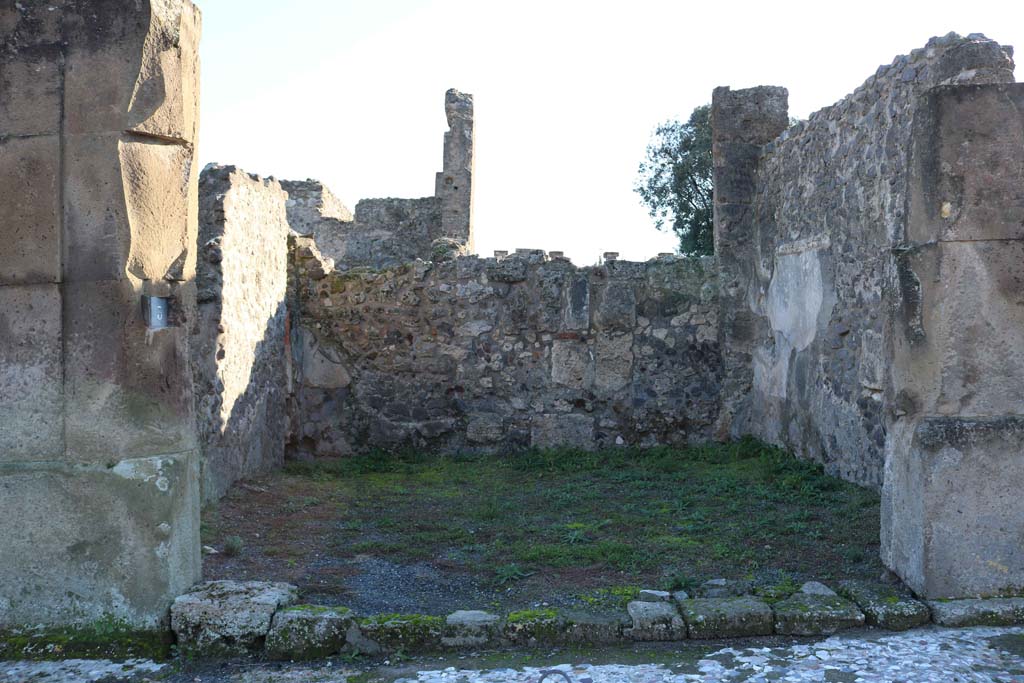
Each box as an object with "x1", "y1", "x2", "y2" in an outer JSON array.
[{"x1": 198, "y1": 0, "x2": 1023, "y2": 265}]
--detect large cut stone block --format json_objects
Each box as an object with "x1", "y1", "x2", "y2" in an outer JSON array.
[
  {"x1": 265, "y1": 605, "x2": 353, "y2": 660},
  {"x1": 893, "y1": 241, "x2": 1024, "y2": 417},
  {"x1": 0, "y1": 452, "x2": 200, "y2": 628},
  {"x1": 927, "y1": 598, "x2": 1024, "y2": 627},
  {"x1": 0, "y1": 42, "x2": 62, "y2": 137},
  {"x1": 171, "y1": 580, "x2": 298, "y2": 656},
  {"x1": 550, "y1": 339, "x2": 592, "y2": 388},
  {"x1": 625, "y1": 601, "x2": 685, "y2": 641},
  {"x1": 0, "y1": 285, "x2": 63, "y2": 462},
  {"x1": 62, "y1": 133, "x2": 132, "y2": 282},
  {"x1": 883, "y1": 416, "x2": 1024, "y2": 599},
  {"x1": 773, "y1": 593, "x2": 865, "y2": 635},
  {"x1": 63, "y1": 0, "x2": 200, "y2": 143},
  {"x1": 0, "y1": 135, "x2": 61, "y2": 285},
  {"x1": 594, "y1": 333, "x2": 633, "y2": 395},
  {"x1": 63, "y1": 279, "x2": 197, "y2": 463},
  {"x1": 678, "y1": 597, "x2": 772, "y2": 639},
  {"x1": 837, "y1": 580, "x2": 930, "y2": 631},
  {"x1": 909, "y1": 84, "x2": 1024, "y2": 243},
  {"x1": 594, "y1": 282, "x2": 636, "y2": 331},
  {"x1": 63, "y1": 134, "x2": 197, "y2": 284}
]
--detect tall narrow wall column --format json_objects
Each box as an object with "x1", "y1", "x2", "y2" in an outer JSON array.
[
  {"x1": 710, "y1": 86, "x2": 788, "y2": 439},
  {"x1": 0, "y1": 0, "x2": 202, "y2": 628},
  {"x1": 882, "y1": 82, "x2": 1024, "y2": 598},
  {"x1": 434, "y1": 89, "x2": 474, "y2": 250}
]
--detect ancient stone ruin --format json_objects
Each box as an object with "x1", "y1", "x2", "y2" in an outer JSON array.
[{"x1": 1, "y1": 0, "x2": 1023, "y2": 639}]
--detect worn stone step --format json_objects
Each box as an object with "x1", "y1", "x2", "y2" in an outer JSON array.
[
  {"x1": 678, "y1": 596, "x2": 773, "y2": 639},
  {"x1": 838, "y1": 580, "x2": 930, "y2": 631}
]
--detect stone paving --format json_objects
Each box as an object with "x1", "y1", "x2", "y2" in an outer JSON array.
[{"x1": 3, "y1": 626, "x2": 1024, "y2": 682}]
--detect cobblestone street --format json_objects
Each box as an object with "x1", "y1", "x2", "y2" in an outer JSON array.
[{"x1": 3, "y1": 626, "x2": 1024, "y2": 683}]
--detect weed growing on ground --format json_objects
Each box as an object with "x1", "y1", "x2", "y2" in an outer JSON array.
[
  {"x1": 208, "y1": 438, "x2": 883, "y2": 592},
  {"x1": 223, "y1": 535, "x2": 244, "y2": 557}
]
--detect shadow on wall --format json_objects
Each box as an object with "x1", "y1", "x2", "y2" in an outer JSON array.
[{"x1": 192, "y1": 166, "x2": 291, "y2": 504}]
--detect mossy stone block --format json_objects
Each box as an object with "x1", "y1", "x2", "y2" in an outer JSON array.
[
  {"x1": 679, "y1": 596, "x2": 773, "y2": 639},
  {"x1": 773, "y1": 593, "x2": 865, "y2": 636},
  {"x1": 837, "y1": 580, "x2": 930, "y2": 631}
]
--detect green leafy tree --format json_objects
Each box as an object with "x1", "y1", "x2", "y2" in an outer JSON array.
[{"x1": 635, "y1": 104, "x2": 714, "y2": 256}]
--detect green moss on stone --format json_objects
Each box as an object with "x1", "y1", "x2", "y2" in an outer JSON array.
[
  {"x1": 356, "y1": 614, "x2": 444, "y2": 651},
  {"x1": 506, "y1": 608, "x2": 558, "y2": 623},
  {"x1": 0, "y1": 617, "x2": 172, "y2": 662}
]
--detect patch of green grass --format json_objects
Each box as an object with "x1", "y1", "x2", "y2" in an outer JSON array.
[
  {"x1": 220, "y1": 437, "x2": 882, "y2": 588},
  {"x1": 494, "y1": 563, "x2": 533, "y2": 585},
  {"x1": 223, "y1": 535, "x2": 244, "y2": 557}
]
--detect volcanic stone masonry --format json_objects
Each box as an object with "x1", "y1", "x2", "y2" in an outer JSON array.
[
  {"x1": 192, "y1": 166, "x2": 291, "y2": 504},
  {"x1": 712, "y1": 33, "x2": 1024, "y2": 598},
  {"x1": 288, "y1": 242, "x2": 720, "y2": 456},
  {"x1": 2, "y1": 3, "x2": 1024, "y2": 636}
]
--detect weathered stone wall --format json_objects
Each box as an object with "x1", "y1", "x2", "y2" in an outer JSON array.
[
  {"x1": 882, "y1": 82, "x2": 1024, "y2": 599},
  {"x1": 289, "y1": 244, "x2": 720, "y2": 456},
  {"x1": 713, "y1": 33, "x2": 1024, "y2": 598},
  {"x1": 713, "y1": 33, "x2": 1015, "y2": 488},
  {"x1": 279, "y1": 178, "x2": 354, "y2": 262},
  {"x1": 193, "y1": 165, "x2": 290, "y2": 504},
  {"x1": 285, "y1": 89, "x2": 473, "y2": 269},
  {"x1": 0, "y1": 0, "x2": 202, "y2": 628}
]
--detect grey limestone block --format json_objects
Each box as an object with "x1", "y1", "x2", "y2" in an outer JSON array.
[
  {"x1": 170, "y1": 580, "x2": 298, "y2": 656},
  {"x1": 265, "y1": 605, "x2": 353, "y2": 660},
  {"x1": 441, "y1": 610, "x2": 501, "y2": 647},
  {"x1": 678, "y1": 597, "x2": 773, "y2": 639},
  {"x1": 927, "y1": 598, "x2": 1024, "y2": 627},
  {"x1": 625, "y1": 601, "x2": 686, "y2": 641},
  {"x1": 837, "y1": 580, "x2": 930, "y2": 631},
  {"x1": 773, "y1": 593, "x2": 866, "y2": 636}
]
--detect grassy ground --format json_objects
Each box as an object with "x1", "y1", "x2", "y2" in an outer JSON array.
[{"x1": 203, "y1": 438, "x2": 882, "y2": 613}]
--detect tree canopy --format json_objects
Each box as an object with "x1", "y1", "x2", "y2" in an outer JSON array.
[{"x1": 635, "y1": 104, "x2": 714, "y2": 256}]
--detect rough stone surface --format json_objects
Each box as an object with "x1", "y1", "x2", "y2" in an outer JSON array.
[
  {"x1": 625, "y1": 601, "x2": 686, "y2": 641},
  {"x1": 927, "y1": 598, "x2": 1024, "y2": 627},
  {"x1": 170, "y1": 580, "x2": 299, "y2": 656},
  {"x1": 193, "y1": 166, "x2": 290, "y2": 503},
  {"x1": 882, "y1": 83, "x2": 1024, "y2": 599},
  {"x1": 265, "y1": 606, "x2": 353, "y2": 660},
  {"x1": 837, "y1": 580, "x2": 930, "y2": 631},
  {"x1": 773, "y1": 593, "x2": 866, "y2": 636},
  {"x1": 713, "y1": 33, "x2": 1024, "y2": 600},
  {"x1": 679, "y1": 597, "x2": 773, "y2": 639},
  {"x1": 800, "y1": 581, "x2": 837, "y2": 597},
  {"x1": 695, "y1": 578, "x2": 752, "y2": 598},
  {"x1": 288, "y1": 243, "x2": 719, "y2": 456},
  {"x1": 713, "y1": 34, "x2": 1015, "y2": 489},
  {"x1": 441, "y1": 610, "x2": 500, "y2": 647},
  {"x1": 0, "y1": 0, "x2": 202, "y2": 629},
  {"x1": 558, "y1": 610, "x2": 628, "y2": 644},
  {"x1": 639, "y1": 590, "x2": 672, "y2": 602}
]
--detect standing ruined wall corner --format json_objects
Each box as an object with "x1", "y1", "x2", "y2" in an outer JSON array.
[
  {"x1": 282, "y1": 89, "x2": 475, "y2": 270},
  {"x1": 1, "y1": 0, "x2": 203, "y2": 628},
  {"x1": 710, "y1": 85, "x2": 789, "y2": 443},
  {"x1": 711, "y1": 33, "x2": 1024, "y2": 598},
  {"x1": 193, "y1": 165, "x2": 290, "y2": 504},
  {"x1": 435, "y1": 88, "x2": 475, "y2": 252}
]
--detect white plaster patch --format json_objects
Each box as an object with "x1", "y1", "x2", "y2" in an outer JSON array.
[{"x1": 767, "y1": 250, "x2": 825, "y2": 352}]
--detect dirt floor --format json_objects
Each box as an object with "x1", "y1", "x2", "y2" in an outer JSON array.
[{"x1": 202, "y1": 438, "x2": 883, "y2": 616}]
